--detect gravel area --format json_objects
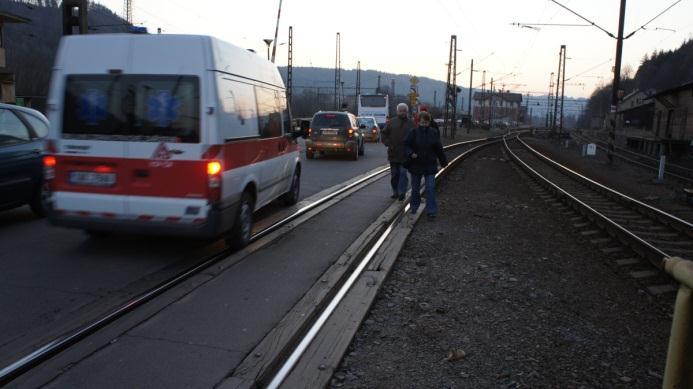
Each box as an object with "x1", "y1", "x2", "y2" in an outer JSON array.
[{"x1": 331, "y1": 144, "x2": 673, "y2": 388}]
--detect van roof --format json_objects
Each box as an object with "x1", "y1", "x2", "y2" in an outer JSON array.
[{"x1": 54, "y1": 34, "x2": 284, "y2": 88}]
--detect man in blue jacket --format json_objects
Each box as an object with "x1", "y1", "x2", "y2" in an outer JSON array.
[{"x1": 405, "y1": 111, "x2": 448, "y2": 218}]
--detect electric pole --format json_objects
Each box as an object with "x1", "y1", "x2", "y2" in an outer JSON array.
[
  {"x1": 270, "y1": 0, "x2": 283, "y2": 63},
  {"x1": 123, "y1": 0, "x2": 133, "y2": 25},
  {"x1": 62, "y1": 0, "x2": 88, "y2": 35},
  {"x1": 467, "y1": 58, "x2": 473, "y2": 133},
  {"x1": 355, "y1": 61, "x2": 361, "y2": 104},
  {"x1": 287, "y1": 26, "x2": 293, "y2": 110},
  {"x1": 489, "y1": 77, "x2": 494, "y2": 127},
  {"x1": 546, "y1": 72, "x2": 554, "y2": 129},
  {"x1": 334, "y1": 32, "x2": 341, "y2": 110},
  {"x1": 552, "y1": 46, "x2": 565, "y2": 132},
  {"x1": 443, "y1": 35, "x2": 458, "y2": 138},
  {"x1": 608, "y1": 0, "x2": 627, "y2": 163},
  {"x1": 559, "y1": 45, "x2": 567, "y2": 135}
]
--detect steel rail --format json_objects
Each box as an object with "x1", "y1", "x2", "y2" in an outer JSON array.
[
  {"x1": 572, "y1": 134, "x2": 693, "y2": 182},
  {"x1": 267, "y1": 138, "x2": 506, "y2": 388},
  {"x1": 0, "y1": 137, "x2": 493, "y2": 386},
  {"x1": 517, "y1": 136, "x2": 693, "y2": 238},
  {"x1": 504, "y1": 135, "x2": 671, "y2": 269}
]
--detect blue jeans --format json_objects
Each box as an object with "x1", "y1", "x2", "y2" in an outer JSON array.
[
  {"x1": 390, "y1": 162, "x2": 409, "y2": 196},
  {"x1": 410, "y1": 173, "x2": 437, "y2": 215}
]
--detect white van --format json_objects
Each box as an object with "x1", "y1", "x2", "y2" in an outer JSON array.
[{"x1": 44, "y1": 34, "x2": 304, "y2": 248}]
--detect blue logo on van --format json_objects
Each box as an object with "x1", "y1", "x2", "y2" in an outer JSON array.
[
  {"x1": 78, "y1": 89, "x2": 108, "y2": 124},
  {"x1": 147, "y1": 90, "x2": 180, "y2": 127}
]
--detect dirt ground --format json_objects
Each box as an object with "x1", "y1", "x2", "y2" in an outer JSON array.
[{"x1": 331, "y1": 143, "x2": 674, "y2": 389}]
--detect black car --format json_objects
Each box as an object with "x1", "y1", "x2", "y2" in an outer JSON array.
[
  {"x1": 305, "y1": 111, "x2": 364, "y2": 160},
  {"x1": 0, "y1": 103, "x2": 49, "y2": 216}
]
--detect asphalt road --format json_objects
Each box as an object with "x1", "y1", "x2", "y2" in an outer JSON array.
[{"x1": 0, "y1": 139, "x2": 390, "y2": 366}]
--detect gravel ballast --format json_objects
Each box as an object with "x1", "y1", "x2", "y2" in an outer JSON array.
[{"x1": 332, "y1": 144, "x2": 673, "y2": 388}]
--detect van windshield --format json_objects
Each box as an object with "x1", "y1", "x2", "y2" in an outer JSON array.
[{"x1": 63, "y1": 75, "x2": 200, "y2": 143}]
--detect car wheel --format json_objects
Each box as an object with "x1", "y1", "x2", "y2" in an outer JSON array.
[
  {"x1": 351, "y1": 144, "x2": 359, "y2": 160},
  {"x1": 358, "y1": 139, "x2": 365, "y2": 156},
  {"x1": 29, "y1": 185, "x2": 46, "y2": 218},
  {"x1": 280, "y1": 168, "x2": 300, "y2": 206},
  {"x1": 226, "y1": 191, "x2": 254, "y2": 250}
]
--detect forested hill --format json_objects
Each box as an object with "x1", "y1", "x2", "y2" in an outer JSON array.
[
  {"x1": 1, "y1": 0, "x2": 127, "y2": 98},
  {"x1": 579, "y1": 39, "x2": 693, "y2": 127},
  {"x1": 635, "y1": 39, "x2": 693, "y2": 92}
]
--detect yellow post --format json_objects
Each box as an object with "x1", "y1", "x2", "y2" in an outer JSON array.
[{"x1": 663, "y1": 257, "x2": 693, "y2": 389}]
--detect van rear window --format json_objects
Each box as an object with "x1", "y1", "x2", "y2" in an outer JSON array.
[{"x1": 63, "y1": 75, "x2": 200, "y2": 143}]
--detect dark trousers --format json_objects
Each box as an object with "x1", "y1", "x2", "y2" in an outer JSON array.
[{"x1": 390, "y1": 162, "x2": 409, "y2": 196}]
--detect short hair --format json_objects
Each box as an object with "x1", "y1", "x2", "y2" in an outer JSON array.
[
  {"x1": 396, "y1": 103, "x2": 408, "y2": 112},
  {"x1": 418, "y1": 111, "x2": 431, "y2": 122}
]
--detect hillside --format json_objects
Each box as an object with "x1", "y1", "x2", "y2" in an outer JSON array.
[
  {"x1": 0, "y1": 0, "x2": 127, "y2": 107},
  {"x1": 579, "y1": 39, "x2": 693, "y2": 128}
]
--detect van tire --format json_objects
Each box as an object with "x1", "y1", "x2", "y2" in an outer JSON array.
[
  {"x1": 280, "y1": 168, "x2": 300, "y2": 206},
  {"x1": 226, "y1": 191, "x2": 254, "y2": 250}
]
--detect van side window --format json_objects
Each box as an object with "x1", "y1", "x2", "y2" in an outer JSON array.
[
  {"x1": 278, "y1": 92, "x2": 291, "y2": 134},
  {"x1": 256, "y1": 86, "x2": 282, "y2": 138},
  {"x1": 218, "y1": 77, "x2": 260, "y2": 140}
]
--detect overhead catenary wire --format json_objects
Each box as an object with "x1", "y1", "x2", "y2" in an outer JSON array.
[{"x1": 624, "y1": 0, "x2": 682, "y2": 39}]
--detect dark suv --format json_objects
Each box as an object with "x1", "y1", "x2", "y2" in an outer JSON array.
[{"x1": 305, "y1": 111, "x2": 364, "y2": 160}]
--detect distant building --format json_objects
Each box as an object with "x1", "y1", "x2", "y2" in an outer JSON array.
[
  {"x1": 616, "y1": 89, "x2": 655, "y2": 133},
  {"x1": 472, "y1": 91, "x2": 523, "y2": 125}
]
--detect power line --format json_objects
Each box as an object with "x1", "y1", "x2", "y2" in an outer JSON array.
[
  {"x1": 549, "y1": 0, "x2": 615, "y2": 38},
  {"x1": 624, "y1": 0, "x2": 682, "y2": 39}
]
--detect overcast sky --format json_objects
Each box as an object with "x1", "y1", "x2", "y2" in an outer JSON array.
[{"x1": 95, "y1": 0, "x2": 693, "y2": 98}]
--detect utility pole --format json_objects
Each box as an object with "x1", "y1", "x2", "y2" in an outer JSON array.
[
  {"x1": 334, "y1": 32, "x2": 340, "y2": 110},
  {"x1": 376, "y1": 75, "x2": 381, "y2": 93},
  {"x1": 391, "y1": 79, "x2": 395, "y2": 98},
  {"x1": 355, "y1": 61, "x2": 361, "y2": 104},
  {"x1": 270, "y1": 0, "x2": 283, "y2": 63},
  {"x1": 559, "y1": 45, "x2": 567, "y2": 135},
  {"x1": 546, "y1": 72, "x2": 554, "y2": 129},
  {"x1": 467, "y1": 58, "x2": 473, "y2": 133},
  {"x1": 123, "y1": 0, "x2": 133, "y2": 25},
  {"x1": 287, "y1": 26, "x2": 293, "y2": 110},
  {"x1": 552, "y1": 46, "x2": 564, "y2": 132},
  {"x1": 489, "y1": 77, "x2": 494, "y2": 127},
  {"x1": 608, "y1": 0, "x2": 627, "y2": 163},
  {"x1": 433, "y1": 90, "x2": 437, "y2": 109},
  {"x1": 481, "y1": 70, "x2": 486, "y2": 126},
  {"x1": 443, "y1": 35, "x2": 458, "y2": 138}
]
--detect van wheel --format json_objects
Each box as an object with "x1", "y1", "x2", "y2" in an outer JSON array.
[
  {"x1": 306, "y1": 150, "x2": 315, "y2": 160},
  {"x1": 226, "y1": 191, "x2": 254, "y2": 250},
  {"x1": 280, "y1": 168, "x2": 300, "y2": 206},
  {"x1": 85, "y1": 229, "x2": 111, "y2": 239},
  {"x1": 358, "y1": 139, "x2": 365, "y2": 156}
]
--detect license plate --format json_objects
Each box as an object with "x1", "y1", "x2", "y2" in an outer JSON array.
[
  {"x1": 69, "y1": 171, "x2": 116, "y2": 187},
  {"x1": 321, "y1": 128, "x2": 339, "y2": 135}
]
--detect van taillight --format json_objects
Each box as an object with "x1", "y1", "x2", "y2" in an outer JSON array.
[
  {"x1": 43, "y1": 155, "x2": 56, "y2": 180},
  {"x1": 207, "y1": 161, "x2": 222, "y2": 201}
]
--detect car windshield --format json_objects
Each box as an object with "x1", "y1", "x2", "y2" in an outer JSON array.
[
  {"x1": 63, "y1": 74, "x2": 200, "y2": 143},
  {"x1": 357, "y1": 118, "x2": 375, "y2": 126},
  {"x1": 311, "y1": 113, "x2": 350, "y2": 128}
]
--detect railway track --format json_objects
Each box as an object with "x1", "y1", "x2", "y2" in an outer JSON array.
[
  {"x1": 0, "y1": 135, "x2": 503, "y2": 386},
  {"x1": 504, "y1": 135, "x2": 693, "y2": 281},
  {"x1": 572, "y1": 133, "x2": 693, "y2": 185}
]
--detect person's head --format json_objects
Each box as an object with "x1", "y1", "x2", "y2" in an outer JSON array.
[
  {"x1": 418, "y1": 111, "x2": 431, "y2": 127},
  {"x1": 396, "y1": 103, "x2": 409, "y2": 119}
]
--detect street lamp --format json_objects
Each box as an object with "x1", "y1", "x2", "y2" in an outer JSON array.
[{"x1": 263, "y1": 39, "x2": 273, "y2": 60}]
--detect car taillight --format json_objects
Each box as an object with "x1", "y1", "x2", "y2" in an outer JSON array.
[
  {"x1": 308, "y1": 128, "x2": 312, "y2": 136},
  {"x1": 43, "y1": 155, "x2": 56, "y2": 180},
  {"x1": 348, "y1": 128, "x2": 354, "y2": 137},
  {"x1": 207, "y1": 161, "x2": 222, "y2": 201},
  {"x1": 372, "y1": 126, "x2": 378, "y2": 133}
]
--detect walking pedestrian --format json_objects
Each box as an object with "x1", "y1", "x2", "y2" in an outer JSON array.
[
  {"x1": 404, "y1": 111, "x2": 448, "y2": 218},
  {"x1": 381, "y1": 103, "x2": 415, "y2": 201},
  {"x1": 415, "y1": 105, "x2": 439, "y2": 130}
]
